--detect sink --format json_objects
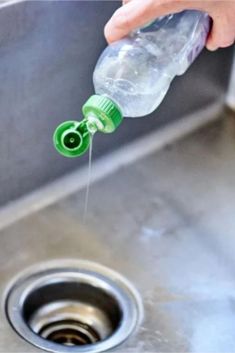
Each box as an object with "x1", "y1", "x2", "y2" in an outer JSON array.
[{"x1": 0, "y1": 108, "x2": 235, "y2": 352}]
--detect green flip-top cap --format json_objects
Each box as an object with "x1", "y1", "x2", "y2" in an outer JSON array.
[
  {"x1": 53, "y1": 95, "x2": 123, "y2": 158},
  {"x1": 53, "y1": 120, "x2": 90, "y2": 158},
  {"x1": 82, "y1": 95, "x2": 123, "y2": 133}
]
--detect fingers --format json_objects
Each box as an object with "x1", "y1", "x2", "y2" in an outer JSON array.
[
  {"x1": 105, "y1": 0, "x2": 155, "y2": 43},
  {"x1": 105, "y1": 0, "x2": 235, "y2": 50},
  {"x1": 104, "y1": 0, "x2": 205, "y2": 43},
  {"x1": 104, "y1": 0, "x2": 184, "y2": 43},
  {"x1": 206, "y1": 6, "x2": 235, "y2": 50}
]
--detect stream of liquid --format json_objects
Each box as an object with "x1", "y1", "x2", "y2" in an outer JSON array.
[{"x1": 83, "y1": 133, "x2": 94, "y2": 222}]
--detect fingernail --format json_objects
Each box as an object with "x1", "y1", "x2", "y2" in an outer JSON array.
[{"x1": 206, "y1": 45, "x2": 219, "y2": 52}]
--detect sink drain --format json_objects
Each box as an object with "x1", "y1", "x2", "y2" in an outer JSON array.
[
  {"x1": 33, "y1": 303, "x2": 104, "y2": 345},
  {"x1": 5, "y1": 261, "x2": 143, "y2": 353}
]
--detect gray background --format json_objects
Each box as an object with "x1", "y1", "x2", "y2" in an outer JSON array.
[{"x1": 0, "y1": 0, "x2": 233, "y2": 206}]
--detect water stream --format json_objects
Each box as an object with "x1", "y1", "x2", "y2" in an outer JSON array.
[{"x1": 83, "y1": 133, "x2": 94, "y2": 222}]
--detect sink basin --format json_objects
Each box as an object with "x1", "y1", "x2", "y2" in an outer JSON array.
[{"x1": 0, "y1": 109, "x2": 235, "y2": 352}]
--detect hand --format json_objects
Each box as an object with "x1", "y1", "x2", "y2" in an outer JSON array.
[{"x1": 104, "y1": 0, "x2": 235, "y2": 51}]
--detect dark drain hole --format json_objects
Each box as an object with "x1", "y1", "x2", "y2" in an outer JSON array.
[
  {"x1": 39, "y1": 320, "x2": 100, "y2": 346},
  {"x1": 22, "y1": 282, "x2": 123, "y2": 347}
]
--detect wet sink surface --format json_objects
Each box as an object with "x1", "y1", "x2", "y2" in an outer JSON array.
[{"x1": 1, "y1": 112, "x2": 235, "y2": 352}]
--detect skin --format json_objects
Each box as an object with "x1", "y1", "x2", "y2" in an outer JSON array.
[{"x1": 104, "y1": 0, "x2": 235, "y2": 50}]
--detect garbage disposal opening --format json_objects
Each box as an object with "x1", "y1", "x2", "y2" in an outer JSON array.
[{"x1": 5, "y1": 261, "x2": 143, "y2": 353}]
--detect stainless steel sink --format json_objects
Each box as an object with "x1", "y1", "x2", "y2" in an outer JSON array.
[{"x1": 1, "y1": 108, "x2": 235, "y2": 352}]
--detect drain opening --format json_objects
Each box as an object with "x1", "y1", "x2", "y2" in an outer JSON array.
[
  {"x1": 39, "y1": 319, "x2": 100, "y2": 346},
  {"x1": 6, "y1": 262, "x2": 142, "y2": 353},
  {"x1": 23, "y1": 282, "x2": 121, "y2": 347}
]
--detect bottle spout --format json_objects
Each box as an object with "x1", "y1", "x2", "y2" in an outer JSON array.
[{"x1": 53, "y1": 120, "x2": 91, "y2": 157}]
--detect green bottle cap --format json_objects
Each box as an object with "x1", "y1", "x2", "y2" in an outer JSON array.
[
  {"x1": 53, "y1": 95, "x2": 123, "y2": 158},
  {"x1": 82, "y1": 95, "x2": 123, "y2": 133},
  {"x1": 53, "y1": 120, "x2": 90, "y2": 157}
]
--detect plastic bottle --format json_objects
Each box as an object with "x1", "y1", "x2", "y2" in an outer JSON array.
[{"x1": 53, "y1": 10, "x2": 210, "y2": 157}]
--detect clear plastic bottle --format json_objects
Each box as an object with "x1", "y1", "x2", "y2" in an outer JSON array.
[
  {"x1": 53, "y1": 10, "x2": 210, "y2": 157},
  {"x1": 94, "y1": 10, "x2": 210, "y2": 117}
]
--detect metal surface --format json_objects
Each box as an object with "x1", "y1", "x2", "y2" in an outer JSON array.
[
  {"x1": 0, "y1": 110, "x2": 235, "y2": 352},
  {"x1": 6, "y1": 262, "x2": 142, "y2": 352},
  {"x1": 0, "y1": 0, "x2": 233, "y2": 207},
  {"x1": 227, "y1": 50, "x2": 235, "y2": 110}
]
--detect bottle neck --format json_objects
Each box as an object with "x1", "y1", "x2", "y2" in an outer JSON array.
[{"x1": 82, "y1": 95, "x2": 123, "y2": 134}]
